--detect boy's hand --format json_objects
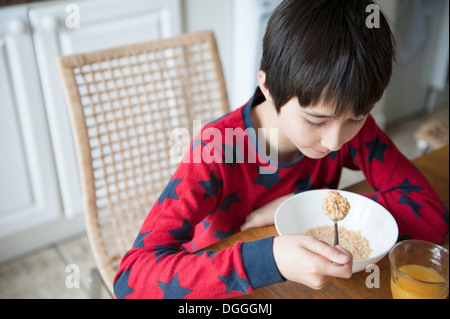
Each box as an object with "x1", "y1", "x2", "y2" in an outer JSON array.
[
  {"x1": 273, "y1": 234, "x2": 352, "y2": 289},
  {"x1": 240, "y1": 194, "x2": 292, "y2": 231}
]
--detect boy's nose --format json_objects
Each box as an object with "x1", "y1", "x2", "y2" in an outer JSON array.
[{"x1": 322, "y1": 129, "x2": 344, "y2": 152}]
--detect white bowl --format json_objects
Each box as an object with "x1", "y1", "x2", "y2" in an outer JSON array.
[{"x1": 275, "y1": 189, "x2": 398, "y2": 273}]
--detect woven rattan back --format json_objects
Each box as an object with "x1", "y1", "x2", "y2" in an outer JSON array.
[{"x1": 57, "y1": 30, "x2": 229, "y2": 295}]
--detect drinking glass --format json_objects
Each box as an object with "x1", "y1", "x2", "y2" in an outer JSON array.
[{"x1": 389, "y1": 240, "x2": 449, "y2": 299}]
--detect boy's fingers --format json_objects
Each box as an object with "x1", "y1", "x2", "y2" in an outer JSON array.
[
  {"x1": 332, "y1": 245, "x2": 352, "y2": 264},
  {"x1": 300, "y1": 237, "x2": 352, "y2": 276},
  {"x1": 303, "y1": 237, "x2": 350, "y2": 263}
]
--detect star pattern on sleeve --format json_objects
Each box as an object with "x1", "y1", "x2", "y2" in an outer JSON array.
[
  {"x1": 218, "y1": 268, "x2": 250, "y2": 294},
  {"x1": 392, "y1": 178, "x2": 425, "y2": 219},
  {"x1": 131, "y1": 230, "x2": 152, "y2": 249},
  {"x1": 158, "y1": 177, "x2": 183, "y2": 205},
  {"x1": 211, "y1": 226, "x2": 235, "y2": 240},
  {"x1": 113, "y1": 268, "x2": 135, "y2": 299},
  {"x1": 168, "y1": 218, "x2": 194, "y2": 243},
  {"x1": 154, "y1": 245, "x2": 177, "y2": 262},
  {"x1": 191, "y1": 138, "x2": 208, "y2": 151},
  {"x1": 221, "y1": 142, "x2": 244, "y2": 171},
  {"x1": 195, "y1": 250, "x2": 217, "y2": 258},
  {"x1": 364, "y1": 134, "x2": 389, "y2": 163},
  {"x1": 389, "y1": 178, "x2": 424, "y2": 193},
  {"x1": 198, "y1": 170, "x2": 223, "y2": 199},
  {"x1": 253, "y1": 166, "x2": 282, "y2": 189},
  {"x1": 398, "y1": 194, "x2": 423, "y2": 218},
  {"x1": 157, "y1": 273, "x2": 193, "y2": 299},
  {"x1": 218, "y1": 190, "x2": 241, "y2": 212}
]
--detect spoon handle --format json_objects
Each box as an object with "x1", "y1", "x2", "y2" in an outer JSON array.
[{"x1": 333, "y1": 222, "x2": 339, "y2": 246}]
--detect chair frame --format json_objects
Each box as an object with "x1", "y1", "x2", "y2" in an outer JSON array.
[{"x1": 57, "y1": 30, "x2": 229, "y2": 296}]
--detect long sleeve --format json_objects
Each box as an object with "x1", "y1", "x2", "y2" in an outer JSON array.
[
  {"x1": 344, "y1": 115, "x2": 449, "y2": 243},
  {"x1": 113, "y1": 127, "x2": 284, "y2": 299}
]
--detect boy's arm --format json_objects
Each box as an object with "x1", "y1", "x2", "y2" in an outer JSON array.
[
  {"x1": 344, "y1": 115, "x2": 448, "y2": 243},
  {"x1": 113, "y1": 144, "x2": 284, "y2": 299}
]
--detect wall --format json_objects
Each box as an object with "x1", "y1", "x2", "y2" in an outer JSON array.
[{"x1": 182, "y1": 0, "x2": 233, "y2": 107}]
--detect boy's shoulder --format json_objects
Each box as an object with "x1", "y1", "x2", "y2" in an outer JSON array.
[
  {"x1": 201, "y1": 105, "x2": 247, "y2": 133},
  {"x1": 202, "y1": 89, "x2": 265, "y2": 134}
]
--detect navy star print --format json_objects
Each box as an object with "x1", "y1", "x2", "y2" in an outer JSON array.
[
  {"x1": 398, "y1": 194, "x2": 423, "y2": 218},
  {"x1": 196, "y1": 250, "x2": 217, "y2": 258},
  {"x1": 198, "y1": 170, "x2": 222, "y2": 199},
  {"x1": 253, "y1": 166, "x2": 282, "y2": 189},
  {"x1": 211, "y1": 226, "x2": 235, "y2": 240},
  {"x1": 294, "y1": 175, "x2": 314, "y2": 194},
  {"x1": 221, "y1": 142, "x2": 244, "y2": 170},
  {"x1": 158, "y1": 177, "x2": 182, "y2": 205},
  {"x1": 389, "y1": 178, "x2": 424, "y2": 193},
  {"x1": 349, "y1": 145, "x2": 360, "y2": 167},
  {"x1": 169, "y1": 218, "x2": 194, "y2": 243},
  {"x1": 155, "y1": 245, "x2": 177, "y2": 262},
  {"x1": 131, "y1": 230, "x2": 151, "y2": 249},
  {"x1": 219, "y1": 190, "x2": 241, "y2": 212},
  {"x1": 328, "y1": 151, "x2": 338, "y2": 160},
  {"x1": 365, "y1": 134, "x2": 389, "y2": 163},
  {"x1": 158, "y1": 273, "x2": 193, "y2": 299},
  {"x1": 191, "y1": 138, "x2": 208, "y2": 151},
  {"x1": 390, "y1": 178, "x2": 425, "y2": 219},
  {"x1": 218, "y1": 268, "x2": 250, "y2": 294},
  {"x1": 113, "y1": 268, "x2": 135, "y2": 299}
]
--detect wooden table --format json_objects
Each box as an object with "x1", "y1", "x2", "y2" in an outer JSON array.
[{"x1": 205, "y1": 145, "x2": 449, "y2": 299}]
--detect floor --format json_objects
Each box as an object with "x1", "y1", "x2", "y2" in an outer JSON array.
[{"x1": 0, "y1": 105, "x2": 448, "y2": 299}]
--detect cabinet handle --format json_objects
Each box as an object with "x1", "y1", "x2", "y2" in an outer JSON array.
[
  {"x1": 42, "y1": 15, "x2": 59, "y2": 31},
  {"x1": 8, "y1": 18, "x2": 27, "y2": 35}
]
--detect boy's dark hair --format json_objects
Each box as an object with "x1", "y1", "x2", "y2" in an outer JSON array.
[{"x1": 260, "y1": 0, "x2": 395, "y2": 116}]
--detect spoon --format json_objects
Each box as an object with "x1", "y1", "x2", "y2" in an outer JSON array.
[
  {"x1": 322, "y1": 191, "x2": 350, "y2": 248},
  {"x1": 333, "y1": 220, "x2": 339, "y2": 247}
]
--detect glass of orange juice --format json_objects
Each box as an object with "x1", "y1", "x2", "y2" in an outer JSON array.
[{"x1": 389, "y1": 240, "x2": 449, "y2": 299}]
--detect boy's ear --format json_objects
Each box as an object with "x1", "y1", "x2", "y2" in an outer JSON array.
[{"x1": 258, "y1": 70, "x2": 273, "y2": 103}]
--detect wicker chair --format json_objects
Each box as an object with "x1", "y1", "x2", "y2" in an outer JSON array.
[{"x1": 57, "y1": 30, "x2": 229, "y2": 297}]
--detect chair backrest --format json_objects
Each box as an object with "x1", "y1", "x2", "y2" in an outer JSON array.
[{"x1": 57, "y1": 30, "x2": 229, "y2": 295}]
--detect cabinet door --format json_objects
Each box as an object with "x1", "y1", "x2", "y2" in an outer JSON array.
[
  {"x1": 0, "y1": 7, "x2": 61, "y2": 238},
  {"x1": 28, "y1": 0, "x2": 181, "y2": 218}
]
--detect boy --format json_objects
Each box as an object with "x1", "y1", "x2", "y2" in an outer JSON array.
[{"x1": 114, "y1": 0, "x2": 448, "y2": 299}]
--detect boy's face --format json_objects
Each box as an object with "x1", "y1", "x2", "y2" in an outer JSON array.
[{"x1": 277, "y1": 96, "x2": 368, "y2": 159}]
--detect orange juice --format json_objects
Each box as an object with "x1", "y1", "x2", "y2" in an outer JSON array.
[{"x1": 391, "y1": 264, "x2": 449, "y2": 299}]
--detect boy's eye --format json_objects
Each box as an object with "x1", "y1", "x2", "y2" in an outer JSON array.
[
  {"x1": 307, "y1": 120, "x2": 326, "y2": 128},
  {"x1": 351, "y1": 118, "x2": 366, "y2": 125}
]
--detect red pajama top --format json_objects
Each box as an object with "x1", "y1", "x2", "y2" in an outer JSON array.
[{"x1": 113, "y1": 88, "x2": 449, "y2": 299}]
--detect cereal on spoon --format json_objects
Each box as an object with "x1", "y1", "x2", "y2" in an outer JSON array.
[
  {"x1": 306, "y1": 191, "x2": 373, "y2": 260},
  {"x1": 322, "y1": 190, "x2": 351, "y2": 221}
]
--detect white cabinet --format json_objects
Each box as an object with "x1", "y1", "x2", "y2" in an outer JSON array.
[
  {"x1": 0, "y1": 0, "x2": 181, "y2": 263},
  {"x1": 30, "y1": 0, "x2": 181, "y2": 219},
  {"x1": 0, "y1": 5, "x2": 61, "y2": 240}
]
